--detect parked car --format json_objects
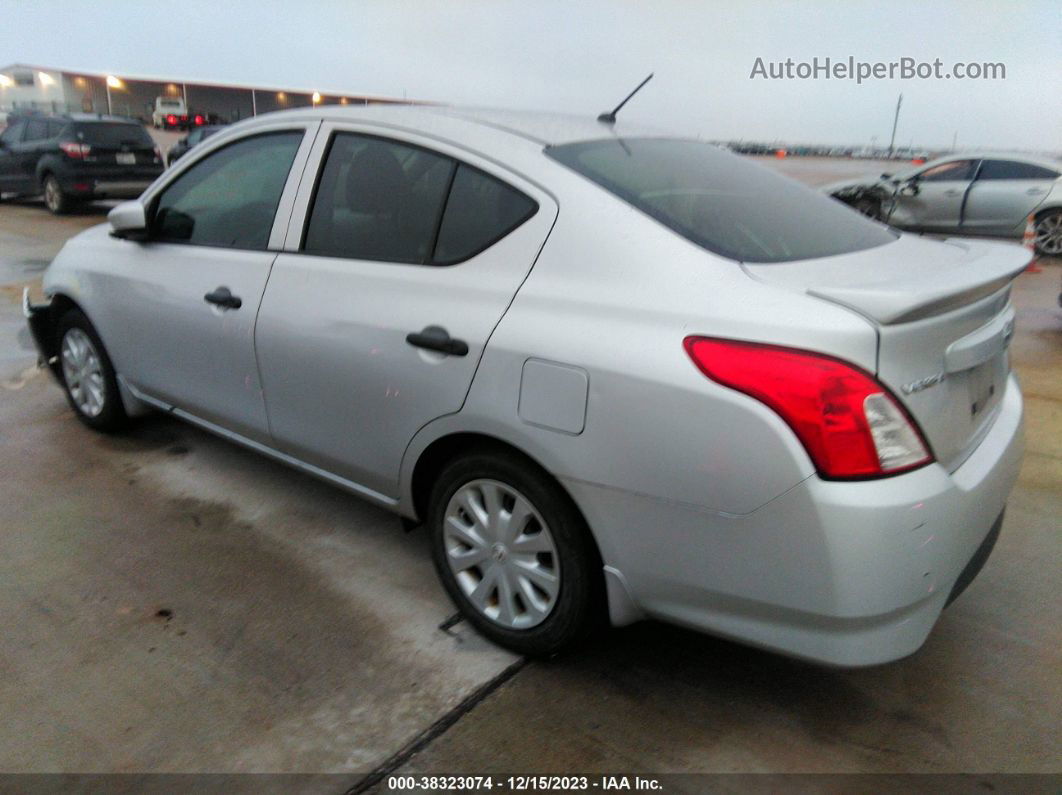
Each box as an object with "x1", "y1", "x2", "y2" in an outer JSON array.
[
  {"x1": 24, "y1": 107, "x2": 1027, "y2": 665},
  {"x1": 824, "y1": 153, "x2": 1062, "y2": 256},
  {"x1": 152, "y1": 96, "x2": 188, "y2": 129},
  {"x1": 166, "y1": 125, "x2": 224, "y2": 167},
  {"x1": 0, "y1": 112, "x2": 163, "y2": 213}
]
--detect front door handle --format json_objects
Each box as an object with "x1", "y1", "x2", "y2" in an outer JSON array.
[
  {"x1": 1026, "y1": 188, "x2": 1046, "y2": 195},
  {"x1": 942, "y1": 189, "x2": 962, "y2": 197},
  {"x1": 204, "y1": 286, "x2": 242, "y2": 309},
  {"x1": 405, "y1": 325, "x2": 468, "y2": 357}
]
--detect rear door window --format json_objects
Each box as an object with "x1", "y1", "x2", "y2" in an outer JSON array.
[
  {"x1": 977, "y1": 160, "x2": 1060, "y2": 180},
  {"x1": 548, "y1": 137, "x2": 895, "y2": 263},
  {"x1": 433, "y1": 165, "x2": 538, "y2": 264},
  {"x1": 303, "y1": 133, "x2": 538, "y2": 265},
  {"x1": 152, "y1": 131, "x2": 303, "y2": 250},
  {"x1": 24, "y1": 119, "x2": 47, "y2": 141},
  {"x1": 303, "y1": 133, "x2": 455, "y2": 263}
]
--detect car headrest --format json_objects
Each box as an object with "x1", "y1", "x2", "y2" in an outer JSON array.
[{"x1": 345, "y1": 143, "x2": 409, "y2": 214}]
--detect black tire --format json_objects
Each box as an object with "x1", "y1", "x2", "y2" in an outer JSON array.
[
  {"x1": 56, "y1": 309, "x2": 127, "y2": 433},
  {"x1": 43, "y1": 174, "x2": 73, "y2": 215},
  {"x1": 428, "y1": 449, "x2": 601, "y2": 656}
]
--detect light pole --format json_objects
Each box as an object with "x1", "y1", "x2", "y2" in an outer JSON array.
[{"x1": 887, "y1": 93, "x2": 902, "y2": 158}]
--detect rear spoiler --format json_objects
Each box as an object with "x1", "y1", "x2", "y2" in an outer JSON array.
[{"x1": 805, "y1": 240, "x2": 1032, "y2": 325}]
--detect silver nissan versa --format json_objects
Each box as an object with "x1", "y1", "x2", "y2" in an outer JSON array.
[{"x1": 24, "y1": 106, "x2": 1027, "y2": 665}]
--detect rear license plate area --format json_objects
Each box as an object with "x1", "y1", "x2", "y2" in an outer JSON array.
[
  {"x1": 967, "y1": 358, "x2": 1000, "y2": 419},
  {"x1": 116, "y1": 153, "x2": 136, "y2": 165}
]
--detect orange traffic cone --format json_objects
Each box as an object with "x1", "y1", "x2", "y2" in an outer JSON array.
[{"x1": 1022, "y1": 214, "x2": 1043, "y2": 273}]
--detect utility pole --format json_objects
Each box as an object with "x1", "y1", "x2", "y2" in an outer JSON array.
[{"x1": 887, "y1": 93, "x2": 902, "y2": 158}]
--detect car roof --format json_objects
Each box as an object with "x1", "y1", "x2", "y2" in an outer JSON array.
[
  {"x1": 7, "y1": 111, "x2": 141, "y2": 124},
  {"x1": 242, "y1": 104, "x2": 660, "y2": 148}
]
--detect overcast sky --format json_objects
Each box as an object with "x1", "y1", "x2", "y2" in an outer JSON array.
[{"x1": 2, "y1": 0, "x2": 1059, "y2": 151}]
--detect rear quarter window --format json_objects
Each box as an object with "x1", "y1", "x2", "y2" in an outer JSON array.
[
  {"x1": 433, "y1": 165, "x2": 538, "y2": 264},
  {"x1": 547, "y1": 138, "x2": 896, "y2": 263}
]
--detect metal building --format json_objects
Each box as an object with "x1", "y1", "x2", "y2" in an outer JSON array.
[{"x1": 0, "y1": 63, "x2": 412, "y2": 123}]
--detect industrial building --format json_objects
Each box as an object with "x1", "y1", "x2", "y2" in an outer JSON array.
[{"x1": 0, "y1": 63, "x2": 412, "y2": 123}]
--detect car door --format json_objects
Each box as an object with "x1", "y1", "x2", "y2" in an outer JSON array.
[
  {"x1": 82, "y1": 122, "x2": 319, "y2": 443},
  {"x1": 255, "y1": 125, "x2": 558, "y2": 499},
  {"x1": 962, "y1": 159, "x2": 1060, "y2": 235},
  {"x1": 16, "y1": 118, "x2": 49, "y2": 188},
  {"x1": 0, "y1": 120, "x2": 27, "y2": 192},
  {"x1": 889, "y1": 159, "x2": 978, "y2": 230}
]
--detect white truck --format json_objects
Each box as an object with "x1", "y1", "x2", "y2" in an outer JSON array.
[{"x1": 151, "y1": 96, "x2": 188, "y2": 129}]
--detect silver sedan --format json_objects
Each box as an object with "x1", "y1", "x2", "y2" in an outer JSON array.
[
  {"x1": 825, "y1": 153, "x2": 1062, "y2": 256},
  {"x1": 25, "y1": 106, "x2": 1027, "y2": 666}
]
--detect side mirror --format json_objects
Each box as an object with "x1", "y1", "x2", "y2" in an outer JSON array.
[
  {"x1": 108, "y1": 201, "x2": 149, "y2": 240},
  {"x1": 898, "y1": 179, "x2": 920, "y2": 197}
]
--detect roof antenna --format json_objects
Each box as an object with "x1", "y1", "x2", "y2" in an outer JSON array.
[{"x1": 597, "y1": 73, "x2": 653, "y2": 124}]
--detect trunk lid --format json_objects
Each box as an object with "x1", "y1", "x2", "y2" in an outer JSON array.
[{"x1": 744, "y1": 234, "x2": 1029, "y2": 471}]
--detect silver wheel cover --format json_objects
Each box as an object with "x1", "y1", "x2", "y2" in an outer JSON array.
[
  {"x1": 60, "y1": 328, "x2": 106, "y2": 417},
  {"x1": 1034, "y1": 213, "x2": 1062, "y2": 256},
  {"x1": 443, "y1": 479, "x2": 560, "y2": 630}
]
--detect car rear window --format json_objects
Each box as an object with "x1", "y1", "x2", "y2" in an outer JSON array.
[
  {"x1": 74, "y1": 123, "x2": 154, "y2": 148},
  {"x1": 547, "y1": 138, "x2": 896, "y2": 263}
]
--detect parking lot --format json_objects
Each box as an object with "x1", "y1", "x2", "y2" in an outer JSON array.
[{"x1": 0, "y1": 158, "x2": 1059, "y2": 781}]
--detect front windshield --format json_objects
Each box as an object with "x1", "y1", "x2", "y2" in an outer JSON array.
[{"x1": 548, "y1": 138, "x2": 896, "y2": 263}]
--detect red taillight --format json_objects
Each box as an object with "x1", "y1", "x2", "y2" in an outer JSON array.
[
  {"x1": 193, "y1": 114, "x2": 204, "y2": 125},
  {"x1": 683, "y1": 337, "x2": 933, "y2": 479},
  {"x1": 166, "y1": 114, "x2": 177, "y2": 125},
  {"x1": 59, "y1": 141, "x2": 91, "y2": 159}
]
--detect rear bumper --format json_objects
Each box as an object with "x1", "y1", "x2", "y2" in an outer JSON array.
[
  {"x1": 565, "y1": 373, "x2": 1025, "y2": 666},
  {"x1": 56, "y1": 167, "x2": 161, "y2": 199}
]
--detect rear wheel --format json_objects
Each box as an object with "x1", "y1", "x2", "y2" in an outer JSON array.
[
  {"x1": 428, "y1": 450, "x2": 599, "y2": 656},
  {"x1": 57, "y1": 309, "x2": 127, "y2": 432},
  {"x1": 1033, "y1": 209, "x2": 1062, "y2": 257},
  {"x1": 43, "y1": 174, "x2": 73, "y2": 215}
]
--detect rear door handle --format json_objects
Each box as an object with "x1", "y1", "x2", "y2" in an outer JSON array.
[
  {"x1": 1026, "y1": 188, "x2": 1046, "y2": 195},
  {"x1": 204, "y1": 286, "x2": 242, "y2": 309},
  {"x1": 405, "y1": 325, "x2": 468, "y2": 356}
]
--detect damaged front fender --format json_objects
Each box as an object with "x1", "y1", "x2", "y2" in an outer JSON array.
[{"x1": 22, "y1": 288, "x2": 61, "y2": 381}]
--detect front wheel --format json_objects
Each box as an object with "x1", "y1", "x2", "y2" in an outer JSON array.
[
  {"x1": 428, "y1": 450, "x2": 600, "y2": 656},
  {"x1": 1033, "y1": 209, "x2": 1062, "y2": 257},
  {"x1": 57, "y1": 309, "x2": 127, "y2": 432}
]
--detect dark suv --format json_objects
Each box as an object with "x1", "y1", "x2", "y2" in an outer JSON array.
[{"x1": 0, "y1": 112, "x2": 164, "y2": 214}]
